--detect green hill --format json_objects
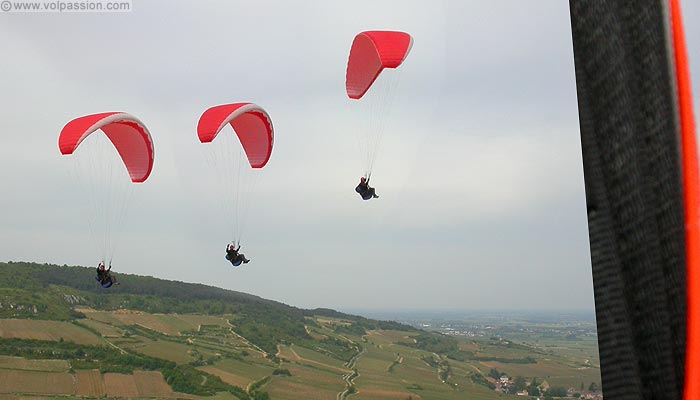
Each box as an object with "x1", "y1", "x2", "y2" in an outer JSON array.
[{"x1": 0, "y1": 261, "x2": 414, "y2": 354}]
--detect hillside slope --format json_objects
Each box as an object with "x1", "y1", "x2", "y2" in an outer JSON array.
[{"x1": 0, "y1": 261, "x2": 414, "y2": 353}]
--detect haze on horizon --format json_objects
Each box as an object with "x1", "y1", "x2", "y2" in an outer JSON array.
[{"x1": 2, "y1": 0, "x2": 699, "y2": 313}]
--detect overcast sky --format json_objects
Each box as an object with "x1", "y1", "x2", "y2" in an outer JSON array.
[{"x1": 2, "y1": 0, "x2": 698, "y2": 313}]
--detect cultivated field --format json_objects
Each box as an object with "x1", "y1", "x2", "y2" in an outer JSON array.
[
  {"x1": 134, "y1": 371, "x2": 175, "y2": 398},
  {"x1": 0, "y1": 370, "x2": 74, "y2": 395},
  {"x1": 79, "y1": 308, "x2": 228, "y2": 336},
  {"x1": 120, "y1": 335, "x2": 195, "y2": 363},
  {"x1": 0, "y1": 356, "x2": 69, "y2": 372},
  {"x1": 104, "y1": 373, "x2": 140, "y2": 398},
  {"x1": 366, "y1": 330, "x2": 419, "y2": 346},
  {"x1": 0, "y1": 368, "x2": 183, "y2": 399},
  {"x1": 198, "y1": 357, "x2": 276, "y2": 389},
  {"x1": 75, "y1": 369, "x2": 105, "y2": 397},
  {"x1": 0, "y1": 319, "x2": 101, "y2": 345},
  {"x1": 314, "y1": 317, "x2": 353, "y2": 327},
  {"x1": 75, "y1": 318, "x2": 123, "y2": 338},
  {"x1": 277, "y1": 344, "x2": 350, "y2": 375}
]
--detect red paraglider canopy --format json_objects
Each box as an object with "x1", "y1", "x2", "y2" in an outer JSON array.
[
  {"x1": 346, "y1": 31, "x2": 413, "y2": 100},
  {"x1": 58, "y1": 112, "x2": 154, "y2": 183},
  {"x1": 197, "y1": 103, "x2": 274, "y2": 169}
]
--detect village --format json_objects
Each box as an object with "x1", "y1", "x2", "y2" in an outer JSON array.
[{"x1": 492, "y1": 373, "x2": 603, "y2": 400}]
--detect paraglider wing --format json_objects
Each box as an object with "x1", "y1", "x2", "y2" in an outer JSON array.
[
  {"x1": 58, "y1": 112, "x2": 154, "y2": 183},
  {"x1": 197, "y1": 103, "x2": 274, "y2": 169},
  {"x1": 346, "y1": 31, "x2": 413, "y2": 100}
]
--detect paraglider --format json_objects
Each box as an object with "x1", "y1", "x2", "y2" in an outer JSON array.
[
  {"x1": 96, "y1": 262, "x2": 119, "y2": 288},
  {"x1": 355, "y1": 176, "x2": 379, "y2": 200},
  {"x1": 197, "y1": 103, "x2": 273, "y2": 266},
  {"x1": 346, "y1": 30, "x2": 412, "y2": 198},
  {"x1": 58, "y1": 112, "x2": 154, "y2": 285},
  {"x1": 225, "y1": 243, "x2": 250, "y2": 267}
]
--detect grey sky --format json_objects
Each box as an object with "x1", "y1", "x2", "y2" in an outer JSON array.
[{"x1": 6, "y1": 0, "x2": 690, "y2": 313}]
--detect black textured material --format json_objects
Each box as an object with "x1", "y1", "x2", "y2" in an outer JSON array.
[{"x1": 569, "y1": 1, "x2": 687, "y2": 400}]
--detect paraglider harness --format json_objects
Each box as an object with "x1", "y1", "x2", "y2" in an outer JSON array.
[{"x1": 95, "y1": 276, "x2": 113, "y2": 288}]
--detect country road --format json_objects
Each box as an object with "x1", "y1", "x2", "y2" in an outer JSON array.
[
  {"x1": 225, "y1": 320, "x2": 267, "y2": 356},
  {"x1": 337, "y1": 346, "x2": 366, "y2": 400}
]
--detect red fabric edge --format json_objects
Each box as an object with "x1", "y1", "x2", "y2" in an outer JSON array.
[
  {"x1": 240, "y1": 110, "x2": 274, "y2": 169},
  {"x1": 670, "y1": 1, "x2": 700, "y2": 399},
  {"x1": 58, "y1": 112, "x2": 119, "y2": 154},
  {"x1": 197, "y1": 103, "x2": 249, "y2": 143},
  {"x1": 127, "y1": 121, "x2": 154, "y2": 183}
]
